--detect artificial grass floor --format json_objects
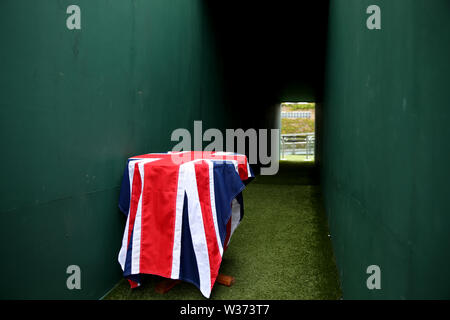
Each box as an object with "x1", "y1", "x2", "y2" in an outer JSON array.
[{"x1": 104, "y1": 161, "x2": 342, "y2": 300}]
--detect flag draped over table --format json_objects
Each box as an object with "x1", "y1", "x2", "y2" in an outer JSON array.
[{"x1": 117, "y1": 151, "x2": 254, "y2": 298}]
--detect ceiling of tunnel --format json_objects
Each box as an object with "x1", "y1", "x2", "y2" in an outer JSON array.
[{"x1": 204, "y1": 1, "x2": 330, "y2": 110}]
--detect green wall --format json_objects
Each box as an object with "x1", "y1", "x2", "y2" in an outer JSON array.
[
  {"x1": 0, "y1": 0, "x2": 229, "y2": 299},
  {"x1": 322, "y1": 0, "x2": 450, "y2": 299}
]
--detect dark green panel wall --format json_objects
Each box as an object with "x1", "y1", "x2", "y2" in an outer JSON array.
[
  {"x1": 0, "y1": 0, "x2": 228, "y2": 299},
  {"x1": 322, "y1": 0, "x2": 450, "y2": 299}
]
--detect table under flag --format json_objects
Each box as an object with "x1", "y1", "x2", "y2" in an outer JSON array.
[{"x1": 117, "y1": 151, "x2": 254, "y2": 298}]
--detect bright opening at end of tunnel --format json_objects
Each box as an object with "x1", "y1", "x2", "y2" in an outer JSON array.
[{"x1": 280, "y1": 102, "x2": 315, "y2": 163}]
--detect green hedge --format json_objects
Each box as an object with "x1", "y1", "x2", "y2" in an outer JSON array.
[{"x1": 282, "y1": 102, "x2": 315, "y2": 110}]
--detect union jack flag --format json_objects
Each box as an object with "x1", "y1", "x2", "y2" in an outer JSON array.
[{"x1": 118, "y1": 151, "x2": 253, "y2": 298}]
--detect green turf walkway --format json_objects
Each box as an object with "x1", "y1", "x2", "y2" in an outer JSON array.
[{"x1": 104, "y1": 161, "x2": 342, "y2": 300}]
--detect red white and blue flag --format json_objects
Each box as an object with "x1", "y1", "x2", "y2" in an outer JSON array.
[{"x1": 117, "y1": 151, "x2": 253, "y2": 298}]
